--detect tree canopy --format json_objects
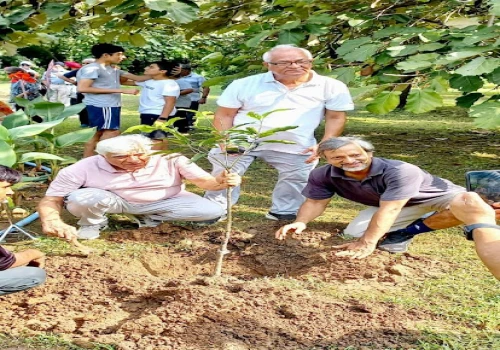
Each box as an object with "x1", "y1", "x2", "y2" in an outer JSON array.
[{"x1": 1, "y1": 0, "x2": 499, "y2": 128}]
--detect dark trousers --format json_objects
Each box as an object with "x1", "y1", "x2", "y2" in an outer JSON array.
[
  {"x1": 186, "y1": 101, "x2": 200, "y2": 127},
  {"x1": 0, "y1": 267, "x2": 46, "y2": 295},
  {"x1": 169, "y1": 110, "x2": 190, "y2": 133},
  {"x1": 71, "y1": 92, "x2": 89, "y2": 126}
]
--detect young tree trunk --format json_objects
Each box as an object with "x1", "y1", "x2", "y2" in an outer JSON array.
[{"x1": 213, "y1": 187, "x2": 232, "y2": 277}]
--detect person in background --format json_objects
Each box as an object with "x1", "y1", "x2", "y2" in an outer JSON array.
[
  {"x1": 77, "y1": 43, "x2": 149, "y2": 157},
  {"x1": 178, "y1": 62, "x2": 210, "y2": 130},
  {"x1": 172, "y1": 74, "x2": 194, "y2": 133},
  {"x1": 43, "y1": 61, "x2": 71, "y2": 106},
  {"x1": 59, "y1": 58, "x2": 95, "y2": 127},
  {"x1": 0, "y1": 165, "x2": 46, "y2": 296}
]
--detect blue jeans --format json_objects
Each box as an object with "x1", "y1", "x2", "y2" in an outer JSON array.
[{"x1": 0, "y1": 267, "x2": 46, "y2": 296}]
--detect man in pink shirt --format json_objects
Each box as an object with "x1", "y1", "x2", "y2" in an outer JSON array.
[{"x1": 37, "y1": 135, "x2": 241, "y2": 240}]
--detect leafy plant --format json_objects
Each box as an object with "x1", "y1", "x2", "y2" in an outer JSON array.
[
  {"x1": 125, "y1": 109, "x2": 297, "y2": 276},
  {"x1": 0, "y1": 99, "x2": 95, "y2": 180}
]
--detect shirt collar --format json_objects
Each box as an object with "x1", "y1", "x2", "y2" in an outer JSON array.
[{"x1": 329, "y1": 157, "x2": 385, "y2": 180}]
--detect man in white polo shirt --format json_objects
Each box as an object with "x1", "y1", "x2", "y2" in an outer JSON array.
[
  {"x1": 204, "y1": 44, "x2": 354, "y2": 221},
  {"x1": 37, "y1": 135, "x2": 241, "y2": 240}
]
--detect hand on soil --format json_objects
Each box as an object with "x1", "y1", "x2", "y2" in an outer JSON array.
[
  {"x1": 70, "y1": 237, "x2": 96, "y2": 256},
  {"x1": 332, "y1": 239, "x2": 376, "y2": 259},
  {"x1": 42, "y1": 220, "x2": 78, "y2": 241},
  {"x1": 275, "y1": 222, "x2": 307, "y2": 240}
]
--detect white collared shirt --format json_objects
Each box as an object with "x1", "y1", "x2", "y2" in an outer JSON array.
[{"x1": 217, "y1": 71, "x2": 354, "y2": 153}]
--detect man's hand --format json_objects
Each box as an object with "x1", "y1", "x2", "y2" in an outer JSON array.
[
  {"x1": 13, "y1": 249, "x2": 45, "y2": 268},
  {"x1": 450, "y1": 192, "x2": 499, "y2": 224},
  {"x1": 332, "y1": 239, "x2": 377, "y2": 259},
  {"x1": 301, "y1": 145, "x2": 320, "y2": 164},
  {"x1": 28, "y1": 256, "x2": 45, "y2": 268},
  {"x1": 42, "y1": 220, "x2": 78, "y2": 241},
  {"x1": 122, "y1": 89, "x2": 140, "y2": 95},
  {"x1": 199, "y1": 97, "x2": 207, "y2": 104},
  {"x1": 216, "y1": 170, "x2": 241, "y2": 187},
  {"x1": 275, "y1": 222, "x2": 307, "y2": 240}
]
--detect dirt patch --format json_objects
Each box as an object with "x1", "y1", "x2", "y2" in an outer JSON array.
[{"x1": 0, "y1": 223, "x2": 451, "y2": 349}]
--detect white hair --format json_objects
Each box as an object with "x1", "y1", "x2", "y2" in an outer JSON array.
[
  {"x1": 82, "y1": 57, "x2": 96, "y2": 64},
  {"x1": 96, "y1": 135, "x2": 153, "y2": 156},
  {"x1": 262, "y1": 45, "x2": 313, "y2": 62}
]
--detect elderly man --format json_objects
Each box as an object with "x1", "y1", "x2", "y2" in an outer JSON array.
[
  {"x1": 37, "y1": 135, "x2": 241, "y2": 240},
  {"x1": 275, "y1": 137, "x2": 468, "y2": 258},
  {"x1": 204, "y1": 44, "x2": 354, "y2": 221},
  {"x1": 0, "y1": 165, "x2": 46, "y2": 295}
]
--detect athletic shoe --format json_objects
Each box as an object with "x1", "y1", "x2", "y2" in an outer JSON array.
[
  {"x1": 126, "y1": 214, "x2": 163, "y2": 228},
  {"x1": 377, "y1": 230, "x2": 413, "y2": 253},
  {"x1": 265, "y1": 212, "x2": 297, "y2": 221},
  {"x1": 77, "y1": 224, "x2": 108, "y2": 240}
]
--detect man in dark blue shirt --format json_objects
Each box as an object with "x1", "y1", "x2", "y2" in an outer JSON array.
[{"x1": 275, "y1": 136, "x2": 467, "y2": 258}]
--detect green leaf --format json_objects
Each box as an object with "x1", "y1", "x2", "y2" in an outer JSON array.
[
  {"x1": 373, "y1": 27, "x2": 404, "y2": 39},
  {"x1": 164, "y1": 2, "x2": 198, "y2": 24},
  {"x1": 201, "y1": 52, "x2": 224, "y2": 64},
  {"x1": 449, "y1": 75, "x2": 484, "y2": 92},
  {"x1": 56, "y1": 103, "x2": 86, "y2": 120},
  {"x1": 469, "y1": 101, "x2": 500, "y2": 129},
  {"x1": 405, "y1": 89, "x2": 443, "y2": 114},
  {"x1": 280, "y1": 20, "x2": 301, "y2": 30},
  {"x1": 418, "y1": 43, "x2": 445, "y2": 52},
  {"x1": 342, "y1": 44, "x2": 381, "y2": 62},
  {"x1": 489, "y1": 0, "x2": 500, "y2": 15},
  {"x1": 456, "y1": 93, "x2": 483, "y2": 108},
  {"x1": 9, "y1": 119, "x2": 64, "y2": 140},
  {"x1": 31, "y1": 102, "x2": 65, "y2": 122},
  {"x1": 485, "y1": 67, "x2": 500, "y2": 84},
  {"x1": 306, "y1": 13, "x2": 334, "y2": 25},
  {"x1": 41, "y1": 3, "x2": 71, "y2": 19},
  {"x1": 330, "y1": 67, "x2": 356, "y2": 84},
  {"x1": 130, "y1": 33, "x2": 147, "y2": 47},
  {"x1": 0, "y1": 140, "x2": 16, "y2": 167},
  {"x1": 191, "y1": 153, "x2": 206, "y2": 163},
  {"x1": 245, "y1": 30, "x2": 275, "y2": 48},
  {"x1": 387, "y1": 45, "x2": 420, "y2": 57},
  {"x1": 1, "y1": 110, "x2": 29, "y2": 129},
  {"x1": 429, "y1": 76, "x2": 449, "y2": 92},
  {"x1": 260, "y1": 109, "x2": 290, "y2": 118},
  {"x1": 5, "y1": 7, "x2": 35, "y2": 24},
  {"x1": 278, "y1": 30, "x2": 304, "y2": 45},
  {"x1": 20, "y1": 152, "x2": 65, "y2": 163},
  {"x1": 0, "y1": 125, "x2": 10, "y2": 141},
  {"x1": 0, "y1": 15, "x2": 11, "y2": 27},
  {"x1": 366, "y1": 91, "x2": 401, "y2": 114},
  {"x1": 55, "y1": 128, "x2": 97, "y2": 148},
  {"x1": 335, "y1": 37, "x2": 372, "y2": 56},
  {"x1": 259, "y1": 126, "x2": 298, "y2": 138},
  {"x1": 436, "y1": 47, "x2": 493, "y2": 64},
  {"x1": 396, "y1": 60, "x2": 433, "y2": 72},
  {"x1": 456, "y1": 57, "x2": 500, "y2": 76}
]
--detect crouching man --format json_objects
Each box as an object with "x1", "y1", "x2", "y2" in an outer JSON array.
[
  {"x1": 276, "y1": 137, "x2": 467, "y2": 258},
  {"x1": 38, "y1": 135, "x2": 241, "y2": 240},
  {"x1": 0, "y1": 165, "x2": 46, "y2": 295}
]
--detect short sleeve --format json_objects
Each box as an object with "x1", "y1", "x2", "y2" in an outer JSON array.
[
  {"x1": 217, "y1": 80, "x2": 243, "y2": 109},
  {"x1": 173, "y1": 156, "x2": 211, "y2": 180},
  {"x1": 63, "y1": 70, "x2": 78, "y2": 79},
  {"x1": 78, "y1": 65, "x2": 100, "y2": 80},
  {"x1": 0, "y1": 246, "x2": 15, "y2": 271},
  {"x1": 380, "y1": 164, "x2": 424, "y2": 202},
  {"x1": 135, "y1": 81, "x2": 144, "y2": 87},
  {"x1": 302, "y1": 168, "x2": 336, "y2": 200},
  {"x1": 324, "y1": 79, "x2": 354, "y2": 112},
  {"x1": 45, "y1": 166, "x2": 85, "y2": 198},
  {"x1": 162, "y1": 81, "x2": 180, "y2": 97}
]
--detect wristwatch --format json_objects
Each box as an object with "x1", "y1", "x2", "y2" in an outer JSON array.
[{"x1": 463, "y1": 223, "x2": 500, "y2": 241}]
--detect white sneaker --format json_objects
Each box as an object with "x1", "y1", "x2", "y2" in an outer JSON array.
[
  {"x1": 77, "y1": 224, "x2": 108, "y2": 240},
  {"x1": 126, "y1": 214, "x2": 163, "y2": 228}
]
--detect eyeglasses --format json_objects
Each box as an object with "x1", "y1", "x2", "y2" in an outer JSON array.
[
  {"x1": 110, "y1": 153, "x2": 148, "y2": 161},
  {"x1": 267, "y1": 60, "x2": 313, "y2": 67}
]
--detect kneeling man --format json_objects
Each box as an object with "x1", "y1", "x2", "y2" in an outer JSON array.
[
  {"x1": 38, "y1": 135, "x2": 240, "y2": 240},
  {"x1": 276, "y1": 137, "x2": 466, "y2": 258}
]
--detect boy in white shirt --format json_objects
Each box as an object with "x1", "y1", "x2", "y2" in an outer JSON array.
[{"x1": 135, "y1": 60, "x2": 181, "y2": 129}]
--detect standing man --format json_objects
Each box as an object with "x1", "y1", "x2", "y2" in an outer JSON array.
[
  {"x1": 204, "y1": 44, "x2": 354, "y2": 221},
  {"x1": 77, "y1": 43, "x2": 149, "y2": 158},
  {"x1": 275, "y1": 137, "x2": 467, "y2": 257},
  {"x1": 43, "y1": 61, "x2": 70, "y2": 106},
  {"x1": 0, "y1": 165, "x2": 46, "y2": 295},
  {"x1": 178, "y1": 62, "x2": 210, "y2": 129}
]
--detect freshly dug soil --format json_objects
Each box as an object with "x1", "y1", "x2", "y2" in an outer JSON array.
[{"x1": 0, "y1": 222, "x2": 449, "y2": 349}]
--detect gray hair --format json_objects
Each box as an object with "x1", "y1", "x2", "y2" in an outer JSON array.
[
  {"x1": 318, "y1": 137, "x2": 375, "y2": 157},
  {"x1": 96, "y1": 135, "x2": 152, "y2": 156},
  {"x1": 262, "y1": 45, "x2": 313, "y2": 62},
  {"x1": 82, "y1": 57, "x2": 95, "y2": 64}
]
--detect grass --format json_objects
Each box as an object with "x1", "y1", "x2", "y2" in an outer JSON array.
[{"x1": 1, "y1": 83, "x2": 500, "y2": 349}]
